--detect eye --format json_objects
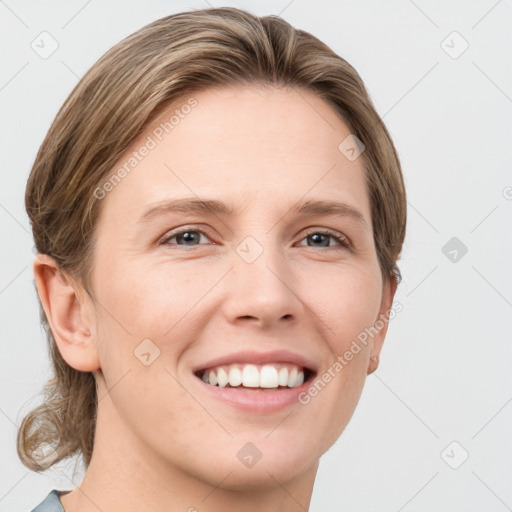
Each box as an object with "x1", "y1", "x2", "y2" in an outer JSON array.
[
  {"x1": 159, "y1": 227, "x2": 213, "y2": 247},
  {"x1": 158, "y1": 226, "x2": 350, "y2": 250},
  {"x1": 296, "y1": 228, "x2": 350, "y2": 249}
]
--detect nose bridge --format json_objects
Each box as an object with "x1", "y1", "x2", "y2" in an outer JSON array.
[{"x1": 225, "y1": 232, "x2": 302, "y2": 324}]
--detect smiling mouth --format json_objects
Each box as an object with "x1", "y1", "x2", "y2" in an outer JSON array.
[{"x1": 194, "y1": 362, "x2": 315, "y2": 391}]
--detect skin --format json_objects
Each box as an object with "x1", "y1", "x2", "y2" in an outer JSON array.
[{"x1": 34, "y1": 85, "x2": 397, "y2": 512}]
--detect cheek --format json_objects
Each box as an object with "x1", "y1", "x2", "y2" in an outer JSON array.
[
  {"x1": 95, "y1": 257, "x2": 200, "y2": 333},
  {"x1": 303, "y1": 262, "x2": 383, "y2": 352},
  {"x1": 92, "y1": 259, "x2": 214, "y2": 386},
  {"x1": 301, "y1": 266, "x2": 381, "y2": 443}
]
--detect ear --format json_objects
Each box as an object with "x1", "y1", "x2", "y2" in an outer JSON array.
[
  {"x1": 367, "y1": 273, "x2": 398, "y2": 375},
  {"x1": 33, "y1": 253, "x2": 100, "y2": 372}
]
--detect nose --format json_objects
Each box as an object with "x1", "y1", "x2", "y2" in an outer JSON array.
[{"x1": 221, "y1": 240, "x2": 304, "y2": 329}]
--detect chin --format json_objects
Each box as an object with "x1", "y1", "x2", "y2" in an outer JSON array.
[{"x1": 211, "y1": 436, "x2": 320, "y2": 490}]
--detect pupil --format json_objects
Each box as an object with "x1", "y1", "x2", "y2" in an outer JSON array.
[
  {"x1": 179, "y1": 232, "x2": 198, "y2": 244},
  {"x1": 310, "y1": 233, "x2": 328, "y2": 247}
]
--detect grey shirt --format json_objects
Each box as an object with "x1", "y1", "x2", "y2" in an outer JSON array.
[{"x1": 31, "y1": 490, "x2": 69, "y2": 512}]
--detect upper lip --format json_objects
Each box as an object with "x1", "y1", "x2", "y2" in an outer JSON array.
[{"x1": 192, "y1": 349, "x2": 318, "y2": 374}]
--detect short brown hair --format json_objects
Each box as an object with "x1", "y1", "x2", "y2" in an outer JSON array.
[{"x1": 19, "y1": 6, "x2": 406, "y2": 472}]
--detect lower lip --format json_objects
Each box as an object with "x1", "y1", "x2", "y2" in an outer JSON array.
[{"x1": 192, "y1": 374, "x2": 314, "y2": 412}]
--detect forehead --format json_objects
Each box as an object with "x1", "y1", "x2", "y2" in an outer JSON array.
[{"x1": 97, "y1": 85, "x2": 371, "y2": 225}]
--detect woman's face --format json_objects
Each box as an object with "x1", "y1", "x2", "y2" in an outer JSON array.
[{"x1": 87, "y1": 85, "x2": 395, "y2": 487}]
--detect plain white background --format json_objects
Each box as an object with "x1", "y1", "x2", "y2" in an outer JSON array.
[{"x1": 1, "y1": 1, "x2": 511, "y2": 511}]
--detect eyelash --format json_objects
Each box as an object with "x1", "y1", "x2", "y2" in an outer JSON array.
[{"x1": 159, "y1": 226, "x2": 351, "y2": 250}]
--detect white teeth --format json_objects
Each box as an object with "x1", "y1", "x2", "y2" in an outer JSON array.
[
  {"x1": 228, "y1": 367, "x2": 242, "y2": 387},
  {"x1": 217, "y1": 367, "x2": 229, "y2": 388},
  {"x1": 199, "y1": 363, "x2": 307, "y2": 389},
  {"x1": 278, "y1": 367, "x2": 288, "y2": 386},
  {"x1": 287, "y1": 367, "x2": 298, "y2": 388},
  {"x1": 208, "y1": 370, "x2": 218, "y2": 386},
  {"x1": 242, "y1": 364, "x2": 260, "y2": 387},
  {"x1": 260, "y1": 365, "x2": 279, "y2": 388}
]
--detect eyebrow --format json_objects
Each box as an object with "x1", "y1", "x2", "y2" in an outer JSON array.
[{"x1": 137, "y1": 197, "x2": 368, "y2": 227}]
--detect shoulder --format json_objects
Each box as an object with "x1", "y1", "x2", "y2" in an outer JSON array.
[{"x1": 30, "y1": 489, "x2": 70, "y2": 512}]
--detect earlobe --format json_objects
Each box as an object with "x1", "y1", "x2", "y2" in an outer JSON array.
[
  {"x1": 33, "y1": 254, "x2": 100, "y2": 372},
  {"x1": 367, "y1": 355, "x2": 379, "y2": 375},
  {"x1": 367, "y1": 274, "x2": 399, "y2": 375}
]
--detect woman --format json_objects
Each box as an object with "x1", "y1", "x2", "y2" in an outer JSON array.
[{"x1": 20, "y1": 6, "x2": 406, "y2": 511}]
